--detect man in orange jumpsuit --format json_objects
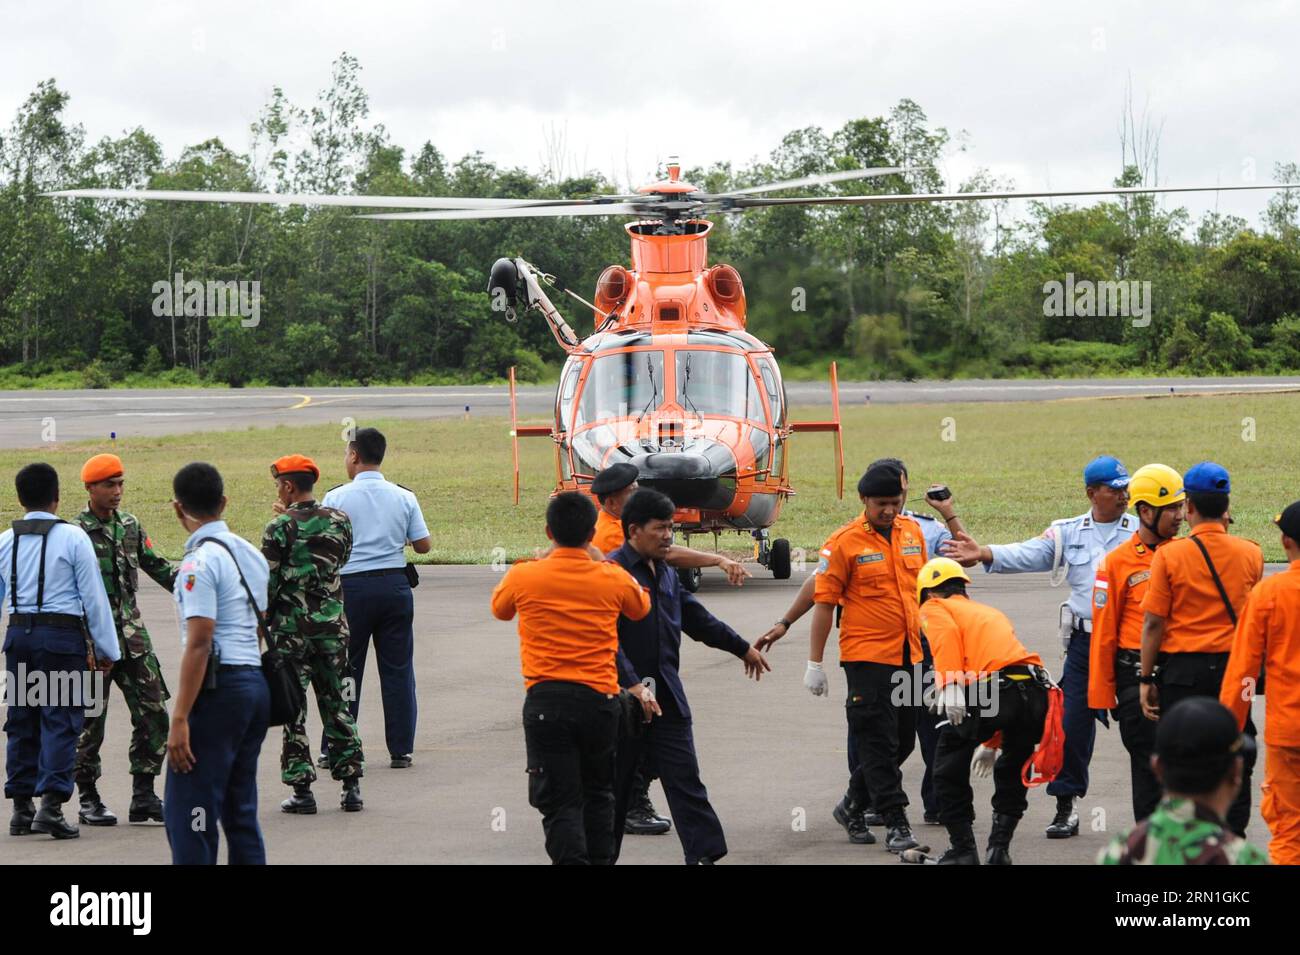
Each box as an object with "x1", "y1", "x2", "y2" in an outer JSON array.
[
  {"x1": 807, "y1": 462, "x2": 925, "y2": 853},
  {"x1": 1221, "y1": 501, "x2": 1300, "y2": 864},
  {"x1": 1089, "y1": 464, "x2": 1186, "y2": 823},
  {"x1": 1139, "y1": 461, "x2": 1264, "y2": 836},
  {"x1": 490, "y1": 491, "x2": 651, "y2": 864},
  {"x1": 919, "y1": 557, "x2": 1048, "y2": 865}
]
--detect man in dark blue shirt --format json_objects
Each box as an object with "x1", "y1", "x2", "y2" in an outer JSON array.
[{"x1": 607, "y1": 489, "x2": 769, "y2": 864}]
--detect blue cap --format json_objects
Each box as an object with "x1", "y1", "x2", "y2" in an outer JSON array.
[
  {"x1": 1083, "y1": 455, "x2": 1129, "y2": 489},
  {"x1": 1184, "y1": 461, "x2": 1231, "y2": 494}
]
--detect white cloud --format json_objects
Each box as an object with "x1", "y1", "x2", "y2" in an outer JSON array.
[{"x1": 3, "y1": 0, "x2": 1298, "y2": 223}]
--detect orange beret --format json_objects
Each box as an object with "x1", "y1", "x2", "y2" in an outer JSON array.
[
  {"x1": 81, "y1": 453, "x2": 124, "y2": 484},
  {"x1": 270, "y1": 454, "x2": 320, "y2": 481}
]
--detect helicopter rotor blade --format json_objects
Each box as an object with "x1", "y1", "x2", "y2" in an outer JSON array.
[
  {"x1": 43, "y1": 188, "x2": 593, "y2": 210},
  {"x1": 715, "y1": 166, "x2": 919, "y2": 197},
  {"x1": 728, "y1": 181, "x2": 1300, "y2": 209},
  {"x1": 359, "y1": 202, "x2": 652, "y2": 221}
]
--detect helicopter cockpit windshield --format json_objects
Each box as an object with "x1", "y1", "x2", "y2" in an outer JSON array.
[
  {"x1": 574, "y1": 350, "x2": 664, "y2": 428},
  {"x1": 675, "y1": 349, "x2": 766, "y2": 425}
]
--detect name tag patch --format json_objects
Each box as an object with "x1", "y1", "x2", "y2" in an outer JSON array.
[
  {"x1": 901, "y1": 545, "x2": 923, "y2": 556},
  {"x1": 856, "y1": 552, "x2": 885, "y2": 564},
  {"x1": 1127, "y1": 570, "x2": 1151, "y2": 587}
]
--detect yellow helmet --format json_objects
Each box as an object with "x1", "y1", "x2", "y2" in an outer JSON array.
[
  {"x1": 916, "y1": 557, "x2": 972, "y2": 601},
  {"x1": 1128, "y1": 464, "x2": 1185, "y2": 510}
]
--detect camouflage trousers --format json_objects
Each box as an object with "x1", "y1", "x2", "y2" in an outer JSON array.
[
  {"x1": 75, "y1": 648, "x2": 170, "y2": 784},
  {"x1": 281, "y1": 636, "x2": 365, "y2": 785}
]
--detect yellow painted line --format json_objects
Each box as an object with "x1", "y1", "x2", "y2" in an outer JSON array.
[{"x1": 289, "y1": 394, "x2": 312, "y2": 410}]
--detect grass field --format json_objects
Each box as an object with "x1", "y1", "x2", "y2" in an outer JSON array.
[{"x1": 1, "y1": 391, "x2": 1296, "y2": 563}]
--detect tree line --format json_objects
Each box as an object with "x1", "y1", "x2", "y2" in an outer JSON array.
[{"x1": 3, "y1": 53, "x2": 1299, "y2": 389}]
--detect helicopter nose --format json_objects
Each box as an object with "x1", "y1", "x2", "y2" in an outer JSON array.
[{"x1": 629, "y1": 444, "x2": 736, "y2": 511}]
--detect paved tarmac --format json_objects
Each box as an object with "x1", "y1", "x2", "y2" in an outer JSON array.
[
  {"x1": 2, "y1": 375, "x2": 1298, "y2": 446},
  {"x1": 4, "y1": 563, "x2": 1278, "y2": 865}
]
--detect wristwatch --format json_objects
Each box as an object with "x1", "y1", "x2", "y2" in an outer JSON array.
[
  {"x1": 776, "y1": 618, "x2": 792, "y2": 630},
  {"x1": 1138, "y1": 673, "x2": 1157, "y2": 685}
]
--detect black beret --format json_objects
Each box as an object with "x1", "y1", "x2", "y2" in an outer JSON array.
[
  {"x1": 1274, "y1": 500, "x2": 1300, "y2": 542},
  {"x1": 1155, "y1": 697, "x2": 1244, "y2": 766},
  {"x1": 591, "y1": 463, "x2": 639, "y2": 497},
  {"x1": 857, "y1": 463, "x2": 904, "y2": 499}
]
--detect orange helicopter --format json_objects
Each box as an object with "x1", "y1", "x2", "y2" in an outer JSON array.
[
  {"x1": 483, "y1": 161, "x2": 852, "y2": 583},
  {"x1": 52, "y1": 160, "x2": 1300, "y2": 584}
]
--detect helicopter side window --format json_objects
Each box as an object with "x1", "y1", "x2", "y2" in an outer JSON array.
[
  {"x1": 759, "y1": 360, "x2": 784, "y2": 429},
  {"x1": 558, "y1": 359, "x2": 582, "y2": 431},
  {"x1": 575, "y1": 350, "x2": 665, "y2": 427},
  {"x1": 675, "y1": 350, "x2": 765, "y2": 425}
]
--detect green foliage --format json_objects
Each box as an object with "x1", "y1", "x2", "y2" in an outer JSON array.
[{"x1": 3, "y1": 63, "x2": 1300, "y2": 384}]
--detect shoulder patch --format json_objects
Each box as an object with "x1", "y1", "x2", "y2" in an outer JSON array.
[{"x1": 1094, "y1": 590, "x2": 1107, "y2": 607}]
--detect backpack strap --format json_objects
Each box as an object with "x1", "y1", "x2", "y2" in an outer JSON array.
[{"x1": 1189, "y1": 535, "x2": 1238, "y2": 626}]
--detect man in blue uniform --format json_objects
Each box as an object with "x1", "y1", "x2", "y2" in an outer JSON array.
[
  {"x1": 608, "y1": 489, "x2": 770, "y2": 864},
  {"x1": 3, "y1": 462, "x2": 119, "y2": 840},
  {"x1": 321, "y1": 428, "x2": 430, "y2": 768},
  {"x1": 943, "y1": 454, "x2": 1136, "y2": 837},
  {"x1": 165, "y1": 462, "x2": 272, "y2": 865}
]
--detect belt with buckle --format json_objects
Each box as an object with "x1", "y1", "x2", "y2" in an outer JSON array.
[{"x1": 8, "y1": 612, "x2": 84, "y2": 631}]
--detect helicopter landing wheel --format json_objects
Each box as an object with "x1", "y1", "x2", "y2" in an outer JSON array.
[
  {"x1": 677, "y1": 566, "x2": 702, "y2": 593},
  {"x1": 770, "y1": 538, "x2": 792, "y2": 579}
]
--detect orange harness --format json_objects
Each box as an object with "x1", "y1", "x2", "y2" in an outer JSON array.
[{"x1": 1022, "y1": 685, "x2": 1066, "y2": 787}]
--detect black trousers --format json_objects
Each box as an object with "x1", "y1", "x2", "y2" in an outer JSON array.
[
  {"x1": 522, "y1": 681, "x2": 620, "y2": 865},
  {"x1": 934, "y1": 676, "x2": 1048, "y2": 825},
  {"x1": 1157, "y1": 651, "x2": 1258, "y2": 836},
  {"x1": 843, "y1": 660, "x2": 916, "y2": 817},
  {"x1": 1113, "y1": 650, "x2": 1160, "y2": 823},
  {"x1": 613, "y1": 708, "x2": 727, "y2": 864}
]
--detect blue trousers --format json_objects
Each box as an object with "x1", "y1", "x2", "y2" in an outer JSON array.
[
  {"x1": 4, "y1": 624, "x2": 88, "y2": 800},
  {"x1": 165, "y1": 667, "x2": 269, "y2": 865},
  {"x1": 613, "y1": 713, "x2": 727, "y2": 864},
  {"x1": 325, "y1": 574, "x2": 416, "y2": 759},
  {"x1": 1047, "y1": 627, "x2": 1097, "y2": 799}
]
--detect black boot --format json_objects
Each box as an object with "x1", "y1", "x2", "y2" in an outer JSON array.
[
  {"x1": 280, "y1": 783, "x2": 317, "y2": 814},
  {"x1": 883, "y1": 809, "x2": 920, "y2": 854},
  {"x1": 936, "y1": 823, "x2": 980, "y2": 865},
  {"x1": 340, "y1": 778, "x2": 363, "y2": 812},
  {"x1": 832, "y1": 793, "x2": 877, "y2": 845},
  {"x1": 9, "y1": 797, "x2": 35, "y2": 836},
  {"x1": 31, "y1": 793, "x2": 79, "y2": 839},
  {"x1": 863, "y1": 806, "x2": 885, "y2": 827},
  {"x1": 1045, "y1": 795, "x2": 1079, "y2": 838},
  {"x1": 78, "y1": 782, "x2": 118, "y2": 827},
  {"x1": 625, "y1": 780, "x2": 671, "y2": 835},
  {"x1": 127, "y1": 774, "x2": 163, "y2": 824},
  {"x1": 987, "y1": 812, "x2": 1019, "y2": 864}
]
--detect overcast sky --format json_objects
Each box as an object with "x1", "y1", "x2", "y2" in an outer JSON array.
[{"x1": 3, "y1": 0, "x2": 1298, "y2": 226}]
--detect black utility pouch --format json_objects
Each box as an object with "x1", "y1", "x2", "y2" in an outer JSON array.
[
  {"x1": 203, "y1": 644, "x2": 221, "y2": 690},
  {"x1": 404, "y1": 562, "x2": 420, "y2": 588}
]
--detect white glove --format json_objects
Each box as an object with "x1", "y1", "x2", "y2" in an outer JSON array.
[
  {"x1": 804, "y1": 661, "x2": 828, "y2": 697},
  {"x1": 971, "y1": 745, "x2": 998, "y2": 778},
  {"x1": 940, "y1": 681, "x2": 967, "y2": 726}
]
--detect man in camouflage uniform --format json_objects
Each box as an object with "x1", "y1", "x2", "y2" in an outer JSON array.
[
  {"x1": 74, "y1": 453, "x2": 176, "y2": 826},
  {"x1": 1099, "y1": 697, "x2": 1268, "y2": 865},
  {"x1": 262, "y1": 454, "x2": 365, "y2": 813}
]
